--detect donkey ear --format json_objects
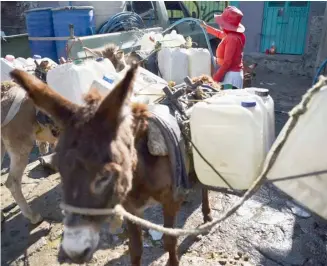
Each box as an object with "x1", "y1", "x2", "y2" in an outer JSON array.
[
  {"x1": 95, "y1": 62, "x2": 138, "y2": 127},
  {"x1": 10, "y1": 69, "x2": 79, "y2": 128},
  {"x1": 83, "y1": 46, "x2": 103, "y2": 57}
]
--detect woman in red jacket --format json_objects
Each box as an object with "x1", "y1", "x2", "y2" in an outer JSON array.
[{"x1": 201, "y1": 6, "x2": 246, "y2": 89}]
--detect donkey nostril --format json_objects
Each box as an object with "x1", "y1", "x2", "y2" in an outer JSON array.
[{"x1": 82, "y1": 247, "x2": 91, "y2": 258}]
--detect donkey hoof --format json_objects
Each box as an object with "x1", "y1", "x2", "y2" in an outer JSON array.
[
  {"x1": 1, "y1": 211, "x2": 5, "y2": 228},
  {"x1": 204, "y1": 214, "x2": 213, "y2": 224},
  {"x1": 30, "y1": 213, "x2": 43, "y2": 224}
]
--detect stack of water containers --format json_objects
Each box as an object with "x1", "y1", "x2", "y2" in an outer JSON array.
[
  {"x1": 190, "y1": 88, "x2": 274, "y2": 190},
  {"x1": 46, "y1": 57, "x2": 168, "y2": 106},
  {"x1": 157, "y1": 30, "x2": 211, "y2": 84},
  {"x1": 1, "y1": 54, "x2": 57, "y2": 82}
]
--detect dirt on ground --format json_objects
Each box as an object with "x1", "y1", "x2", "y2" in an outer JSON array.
[{"x1": 1, "y1": 70, "x2": 327, "y2": 266}]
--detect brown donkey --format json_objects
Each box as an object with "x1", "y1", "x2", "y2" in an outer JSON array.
[{"x1": 10, "y1": 65, "x2": 212, "y2": 266}]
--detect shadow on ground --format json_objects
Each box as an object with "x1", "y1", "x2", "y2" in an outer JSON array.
[{"x1": 1, "y1": 156, "x2": 206, "y2": 266}]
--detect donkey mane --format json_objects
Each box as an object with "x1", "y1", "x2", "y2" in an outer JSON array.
[{"x1": 82, "y1": 87, "x2": 150, "y2": 139}]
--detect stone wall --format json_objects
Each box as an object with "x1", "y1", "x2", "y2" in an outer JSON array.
[
  {"x1": 304, "y1": 15, "x2": 324, "y2": 76},
  {"x1": 1, "y1": 1, "x2": 38, "y2": 35}
]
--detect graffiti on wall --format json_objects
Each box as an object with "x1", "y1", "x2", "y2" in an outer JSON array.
[{"x1": 183, "y1": 1, "x2": 228, "y2": 22}]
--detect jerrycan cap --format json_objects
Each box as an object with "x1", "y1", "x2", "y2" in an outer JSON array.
[
  {"x1": 254, "y1": 88, "x2": 269, "y2": 97},
  {"x1": 241, "y1": 101, "x2": 256, "y2": 108},
  {"x1": 5, "y1": 55, "x2": 15, "y2": 62},
  {"x1": 103, "y1": 75, "x2": 114, "y2": 84},
  {"x1": 33, "y1": 54, "x2": 41, "y2": 59},
  {"x1": 74, "y1": 59, "x2": 83, "y2": 65},
  {"x1": 96, "y1": 57, "x2": 104, "y2": 62}
]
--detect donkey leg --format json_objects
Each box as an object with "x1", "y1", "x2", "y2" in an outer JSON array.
[
  {"x1": 1, "y1": 139, "x2": 6, "y2": 165},
  {"x1": 201, "y1": 188, "x2": 213, "y2": 223},
  {"x1": 127, "y1": 220, "x2": 143, "y2": 266},
  {"x1": 37, "y1": 141, "x2": 50, "y2": 156},
  {"x1": 163, "y1": 201, "x2": 180, "y2": 266},
  {"x1": 5, "y1": 146, "x2": 42, "y2": 224},
  {"x1": 1, "y1": 140, "x2": 6, "y2": 224}
]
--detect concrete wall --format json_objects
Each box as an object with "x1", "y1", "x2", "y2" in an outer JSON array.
[
  {"x1": 315, "y1": 2, "x2": 327, "y2": 75},
  {"x1": 239, "y1": 1, "x2": 264, "y2": 53},
  {"x1": 304, "y1": 1, "x2": 326, "y2": 74}
]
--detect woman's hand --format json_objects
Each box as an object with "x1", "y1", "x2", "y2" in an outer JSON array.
[{"x1": 200, "y1": 21, "x2": 207, "y2": 28}]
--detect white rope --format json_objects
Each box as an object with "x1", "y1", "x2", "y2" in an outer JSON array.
[{"x1": 60, "y1": 76, "x2": 327, "y2": 237}]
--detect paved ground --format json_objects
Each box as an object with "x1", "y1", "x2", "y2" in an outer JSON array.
[{"x1": 1, "y1": 70, "x2": 327, "y2": 266}]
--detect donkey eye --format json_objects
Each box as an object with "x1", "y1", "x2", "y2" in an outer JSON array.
[
  {"x1": 91, "y1": 172, "x2": 115, "y2": 195},
  {"x1": 96, "y1": 174, "x2": 113, "y2": 185}
]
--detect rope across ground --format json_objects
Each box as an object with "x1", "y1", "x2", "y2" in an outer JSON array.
[{"x1": 60, "y1": 76, "x2": 327, "y2": 237}]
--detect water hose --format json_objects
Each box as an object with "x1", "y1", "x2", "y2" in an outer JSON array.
[
  {"x1": 312, "y1": 58, "x2": 327, "y2": 86},
  {"x1": 98, "y1": 11, "x2": 145, "y2": 34},
  {"x1": 162, "y1": 17, "x2": 217, "y2": 70}
]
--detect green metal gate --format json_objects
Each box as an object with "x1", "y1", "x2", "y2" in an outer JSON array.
[{"x1": 260, "y1": 1, "x2": 310, "y2": 55}]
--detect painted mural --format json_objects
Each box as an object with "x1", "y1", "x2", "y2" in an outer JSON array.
[{"x1": 183, "y1": 1, "x2": 228, "y2": 22}]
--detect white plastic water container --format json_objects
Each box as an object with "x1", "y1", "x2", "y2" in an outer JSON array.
[
  {"x1": 190, "y1": 97, "x2": 265, "y2": 189},
  {"x1": 15, "y1": 57, "x2": 33, "y2": 68},
  {"x1": 18, "y1": 56, "x2": 58, "y2": 72},
  {"x1": 1, "y1": 56, "x2": 25, "y2": 81},
  {"x1": 90, "y1": 77, "x2": 116, "y2": 96},
  {"x1": 47, "y1": 58, "x2": 116, "y2": 105},
  {"x1": 267, "y1": 85, "x2": 327, "y2": 219},
  {"x1": 188, "y1": 48, "x2": 211, "y2": 78},
  {"x1": 119, "y1": 65, "x2": 167, "y2": 103},
  {"x1": 220, "y1": 89, "x2": 273, "y2": 154},
  {"x1": 140, "y1": 32, "x2": 164, "y2": 51},
  {"x1": 47, "y1": 61, "x2": 94, "y2": 105},
  {"x1": 92, "y1": 71, "x2": 125, "y2": 96},
  {"x1": 90, "y1": 65, "x2": 167, "y2": 104},
  {"x1": 209, "y1": 93, "x2": 266, "y2": 155},
  {"x1": 161, "y1": 30, "x2": 186, "y2": 48},
  {"x1": 88, "y1": 57, "x2": 116, "y2": 74},
  {"x1": 158, "y1": 47, "x2": 189, "y2": 84},
  {"x1": 246, "y1": 88, "x2": 275, "y2": 146},
  {"x1": 158, "y1": 47, "x2": 212, "y2": 84}
]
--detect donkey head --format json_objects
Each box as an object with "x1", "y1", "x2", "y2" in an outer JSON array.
[
  {"x1": 83, "y1": 43, "x2": 127, "y2": 72},
  {"x1": 10, "y1": 64, "x2": 138, "y2": 263}
]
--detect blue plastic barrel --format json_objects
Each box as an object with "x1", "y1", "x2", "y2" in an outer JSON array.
[
  {"x1": 25, "y1": 8, "x2": 58, "y2": 61},
  {"x1": 52, "y1": 6, "x2": 95, "y2": 59}
]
